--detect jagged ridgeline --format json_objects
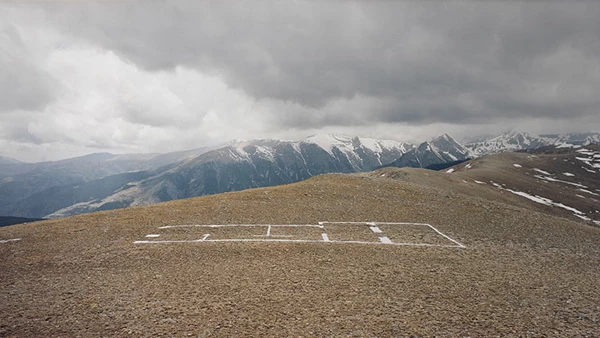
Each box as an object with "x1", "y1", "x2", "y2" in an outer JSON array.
[{"x1": 0, "y1": 132, "x2": 598, "y2": 219}]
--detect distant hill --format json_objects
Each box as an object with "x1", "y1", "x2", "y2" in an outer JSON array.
[
  {"x1": 47, "y1": 136, "x2": 412, "y2": 218},
  {"x1": 441, "y1": 144, "x2": 600, "y2": 226},
  {"x1": 0, "y1": 216, "x2": 44, "y2": 227},
  {"x1": 2, "y1": 132, "x2": 598, "y2": 219},
  {"x1": 465, "y1": 130, "x2": 600, "y2": 156}
]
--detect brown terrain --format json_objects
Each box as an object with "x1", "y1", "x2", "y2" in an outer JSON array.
[{"x1": 1, "y1": 147, "x2": 599, "y2": 337}]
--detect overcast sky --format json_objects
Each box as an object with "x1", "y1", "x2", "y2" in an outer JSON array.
[{"x1": 1, "y1": 1, "x2": 599, "y2": 162}]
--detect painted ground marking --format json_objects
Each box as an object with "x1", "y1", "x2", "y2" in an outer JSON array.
[
  {"x1": 379, "y1": 236, "x2": 393, "y2": 244},
  {"x1": 136, "y1": 222, "x2": 465, "y2": 248},
  {"x1": 0, "y1": 238, "x2": 21, "y2": 244},
  {"x1": 370, "y1": 226, "x2": 383, "y2": 233}
]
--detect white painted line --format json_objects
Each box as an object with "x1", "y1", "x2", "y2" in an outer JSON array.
[
  {"x1": 320, "y1": 221, "x2": 430, "y2": 226},
  {"x1": 370, "y1": 226, "x2": 382, "y2": 233},
  {"x1": 202, "y1": 234, "x2": 210, "y2": 241},
  {"x1": 379, "y1": 236, "x2": 393, "y2": 244},
  {"x1": 159, "y1": 224, "x2": 325, "y2": 229},
  {"x1": 425, "y1": 224, "x2": 466, "y2": 248},
  {"x1": 0, "y1": 238, "x2": 21, "y2": 244},
  {"x1": 253, "y1": 234, "x2": 293, "y2": 237},
  {"x1": 134, "y1": 238, "x2": 464, "y2": 248},
  {"x1": 266, "y1": 225, "x2": 271, "y2": 236},
  {"x1": 322, "y1": 233, "x2": 330, "y2": 242},
  {"x1": 145, "y1": 234, "x2": 160, "y2": 238},
  {"x1": 134, "y1": 239, "x2": 206, "y2": 244}
]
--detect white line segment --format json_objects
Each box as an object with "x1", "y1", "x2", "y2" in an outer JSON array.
[
  {"x1": 370, "y1": 226, "x2": 383, "y2": 233},
  {"x1": 320, "y1": 221, "x2": 431, "y2": 226},
  {"x1": 379, "y1": 236, "x2": 393, "y2": 244},
  {"x1": 425, "y1": 224, "x2": 466, "y2": 248},
  {"x1": 159, "y1": 224, "x2": 325, "y2": 229},
  {"x1": 0, "y1": 238, "x2": 21, "y2": 244},
  {"x1": 322, "y1": 233, "x2": 330, "y2": 242}
]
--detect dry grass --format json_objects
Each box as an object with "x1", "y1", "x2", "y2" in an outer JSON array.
[{"x1": 1, "y1": 164, "x2": 600, "y2": 336}]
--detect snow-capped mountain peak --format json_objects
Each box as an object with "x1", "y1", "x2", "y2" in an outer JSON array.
[
  {"x1": 387, "y1": 134, "x2": 472, "y2": 169},
  {"x1": 303, "y1": 134, "x2": 353, "y2": 156},
  {"x1": 466, "y1": 130, "x2": 550, "y2": 156},
  {"x1": 301, "y1": 134, "x2": 413, "y2": 167}
]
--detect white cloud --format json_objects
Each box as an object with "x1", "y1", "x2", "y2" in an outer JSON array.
[
  {"x1": 1, "y1": 1, "x2": 599, "y2": 162},
  {"x1": 0, "y1": 36, "x2": 275, "y2": 161}
]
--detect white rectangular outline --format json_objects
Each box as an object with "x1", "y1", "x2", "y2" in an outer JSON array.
[{"x1": 135, "y1": 222, "x2": 465, "y2": 248}]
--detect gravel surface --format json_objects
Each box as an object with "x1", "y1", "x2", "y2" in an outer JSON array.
[{"x1": 1, "y1": 168, "x2": 599, "y2": 337}]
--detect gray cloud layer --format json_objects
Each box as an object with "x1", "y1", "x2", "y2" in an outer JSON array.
[
  {"x1": 1, "y1": 1, "x2": 599, "y2": 161},
  {"x1": 0, "y1": 23, "x2": 55, "y2": 113},
  {"x1": 47, "y1": 2, "x2": 600, "y2": 126}
]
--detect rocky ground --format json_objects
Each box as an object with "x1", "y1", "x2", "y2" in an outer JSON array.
[{"x1": 1, "y1": 152, "x2": 600, "y2": 336}]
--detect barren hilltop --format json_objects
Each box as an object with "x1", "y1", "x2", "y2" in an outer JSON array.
[{"x1": 1, "y1": 147, "x2": 599, "y2": 336}]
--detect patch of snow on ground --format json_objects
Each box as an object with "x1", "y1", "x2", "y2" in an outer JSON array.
[
  {"x1": 490, "y1": 181, "x2": 593, "y2": 222},
  {"x1": 576, "y1": 194, "x2": 586, "y2": 199},
  {"x1": 574, "y1": 214, "x2": 600, "y2": 226},
  {"x1": 465, "y1": 163, "x2": 472, "y2": 169},
  {"x1": 533, "y1": 168, "x2": 551, "y2": 175},
  {"x1": 563, "y1": 172, "x2": 575, "y2": 177},
  {"x1": 513, "y1": 164, "x2": 522, "y2": 168},
  {"x1": 446, "y1": 168, "x2": 455, "y2": 173},
  {"x1": 534, "y1": 175, "x2": 587, "y2": 188},
  {"x1": 474, "y1": 180, "x2": 486, "y2": 184},
  {"x1": 577, "y1": 188, "x2": 600, "y2": 196},
  {"x1": 507, "y1": 190, "x2": 584, "y2": 214},
  {"x1": 490, "y1": 181, "x2": 503, "y2": 189}
]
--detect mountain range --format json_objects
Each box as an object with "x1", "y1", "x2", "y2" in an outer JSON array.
[
  {"x1": 465, "y1": 131, "x2": 600, "y2": 156},
  {"x1": 1, "y1": 131, "x2": 598, "y2": 219}
]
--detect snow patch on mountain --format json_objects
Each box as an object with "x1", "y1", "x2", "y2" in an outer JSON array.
[
  {"x1": 387, "y1": 134, "x2": 472, "y2": 169},
  {"x1": 467, "y1": 131, "x2": 600, "y2": 157},
  {"x1": 466, "y1": 131, "x2": 551, "y2": 156},
  {"x1": 302, "y1": 134, "x2": 412, "y2": 168}
]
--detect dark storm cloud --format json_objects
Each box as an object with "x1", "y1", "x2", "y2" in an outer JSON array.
[
  {"x1": 42, "y1": 1, "x2": 599, "y2": 129},
  {"x1": 0, "y1": 23, "x2": 55, "y2": 113}
]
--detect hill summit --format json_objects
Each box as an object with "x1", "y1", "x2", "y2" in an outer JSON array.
[{"x1": 1, "y1": 146, "x2": 599, "y2": 336}]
